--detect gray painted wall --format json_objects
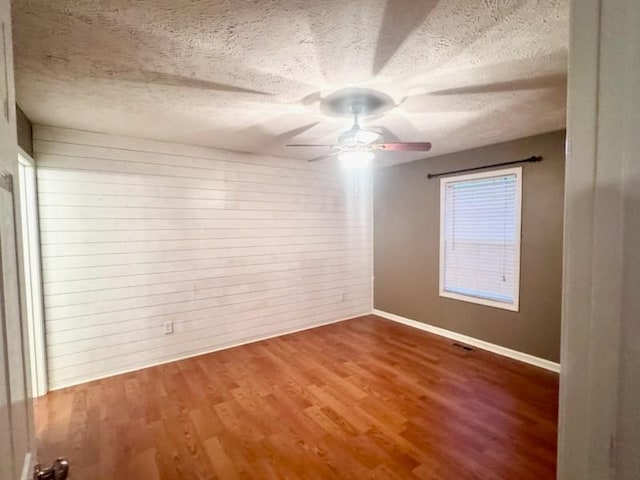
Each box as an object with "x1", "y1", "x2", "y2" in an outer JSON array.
[{"x1": 373, "y1": 130, "x2": 565, "y2": 362}]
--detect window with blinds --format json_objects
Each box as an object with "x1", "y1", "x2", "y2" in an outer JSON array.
[{"x1": 439, "y1": 167, "x2": 522, "y2": 311}]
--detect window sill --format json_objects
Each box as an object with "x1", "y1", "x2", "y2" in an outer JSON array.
[{"x1": 439, "y1": 290, "x2": 520, "y2": 312}]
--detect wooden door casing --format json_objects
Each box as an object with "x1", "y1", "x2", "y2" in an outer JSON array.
[{"x1": 0, "y1": 0, "x2": 35, "y2": 476}]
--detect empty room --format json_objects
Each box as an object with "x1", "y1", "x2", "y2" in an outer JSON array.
[{"x1": 2, "y1": 0, "x2": 639, "y2": 479}]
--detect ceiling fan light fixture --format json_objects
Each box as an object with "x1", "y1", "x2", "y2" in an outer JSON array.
[
  {"x1": 338, "y1": 150, "x2": 375, "y2": 168},
  {"x1": 339, "y1": 128, "x2": 381, "y2": 146},
  {"x1": 354, "y1": 129, "x2": 382, "y2": 145}
]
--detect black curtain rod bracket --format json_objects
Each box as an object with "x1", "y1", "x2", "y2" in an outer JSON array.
[{"x1": 427, "y1": 155, "x2": 542, "y2": 179}]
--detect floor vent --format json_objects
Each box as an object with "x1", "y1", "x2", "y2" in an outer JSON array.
[{"x1": 452, "y1": 342, "x2": 475, "y2": 352}]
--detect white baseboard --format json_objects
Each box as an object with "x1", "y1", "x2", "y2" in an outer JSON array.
[
  {"x1": 49, "y1": 312, "x2": 370, "y2": 391},
  {"x1": 20, "y1": 453, "x2": 32, "y2": 480},
  {"x1": 372, "y1": 309, "x2": 561, "y2": 373}
]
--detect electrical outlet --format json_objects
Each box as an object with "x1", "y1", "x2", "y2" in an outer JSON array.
[{"x1": 163, "y1": 321, "x2": 173, "y2": 335}]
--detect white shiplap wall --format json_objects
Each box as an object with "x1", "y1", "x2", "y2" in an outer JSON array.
[{"x1": 34, "y1": 126, "x2": 372, "y2": 390}]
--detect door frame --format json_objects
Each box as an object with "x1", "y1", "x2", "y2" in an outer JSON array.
[
  {"x1": 17, "y1": 147, "x2": 47, "y2": 397},
  {"x1": 559, "y1": 0, "x2": 640, "y2": 477}
]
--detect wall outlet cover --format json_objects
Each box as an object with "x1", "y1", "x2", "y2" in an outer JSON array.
[{"x1": 163, "y1": 321, "x2": 173, "y2": 334}]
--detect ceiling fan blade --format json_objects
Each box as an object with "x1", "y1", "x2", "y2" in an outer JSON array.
[
  {"x1": 372, "y1": 142, "x2": 432, "y2": 152},
  {"x1": 308, "y1": 153, "x2": 337, "y2": 163},
  {"x1": 286, "y1": 144, "x2": 337, "y2": 147}
]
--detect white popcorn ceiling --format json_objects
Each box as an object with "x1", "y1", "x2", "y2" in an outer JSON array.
[{"x1": 12, "y1": 0, "x2": 568, "y2": 166}]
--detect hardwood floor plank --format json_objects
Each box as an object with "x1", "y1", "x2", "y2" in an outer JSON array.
[
  {"x1": 35, "y1": 315, "x2": 558, "y2": 479},
  {"x1": 204, "y1": 436, "x2": 240, "y2": 480}
]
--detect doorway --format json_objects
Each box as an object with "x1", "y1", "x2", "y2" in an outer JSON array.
[{"x1": 17, "y1": 150, "x2": 47, "y2": 397}]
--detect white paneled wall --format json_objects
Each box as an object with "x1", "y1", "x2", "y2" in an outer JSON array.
[{"x1": 34, "y1": 126, "x2": 372, "y2": 390}]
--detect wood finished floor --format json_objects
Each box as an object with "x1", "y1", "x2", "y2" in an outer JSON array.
[{"x1": 35, "y1": 315, "x2": 559, "y2": 479}]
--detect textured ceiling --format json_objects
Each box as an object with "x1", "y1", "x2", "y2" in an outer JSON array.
[{"x1": 12, "y1": 0, "x2": 568, "y2": 167}]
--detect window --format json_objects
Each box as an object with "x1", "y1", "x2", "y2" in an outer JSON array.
[{"x1": 439, "y1": 167, "x2": 522, "y2": 311}]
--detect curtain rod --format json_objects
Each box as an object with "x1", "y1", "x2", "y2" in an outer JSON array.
[{"x1": 427, "y1": 155, "x2": 542, "y2": 179}]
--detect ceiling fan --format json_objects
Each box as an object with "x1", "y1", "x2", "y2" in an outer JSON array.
[{"x1": 286, "y1": 102, "x2": 432, "y2": 165}]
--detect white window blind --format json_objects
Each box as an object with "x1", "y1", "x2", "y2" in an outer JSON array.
[{"x1": 439, "y1": 167, "x2": 522, "y2": 311}]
